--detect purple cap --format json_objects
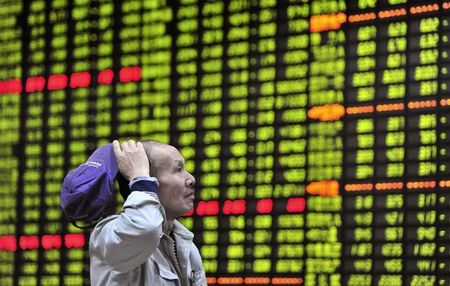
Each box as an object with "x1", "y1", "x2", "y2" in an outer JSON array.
[{"x1": 60, "y1": 144, "x2": 118, "y2": 227}]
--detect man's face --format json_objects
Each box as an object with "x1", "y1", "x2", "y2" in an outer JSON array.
[{"x1": 151, "y1": 144, "x2": 196, "y2": 220}]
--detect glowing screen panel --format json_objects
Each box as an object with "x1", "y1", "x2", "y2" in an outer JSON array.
[{"x1": 0, "y1": 1, "x2": 449, "y2": 285}]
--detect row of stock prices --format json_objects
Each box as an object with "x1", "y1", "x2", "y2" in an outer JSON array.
[{"x1": 0, "y1": 0, "x2": 450, "y2": 285}]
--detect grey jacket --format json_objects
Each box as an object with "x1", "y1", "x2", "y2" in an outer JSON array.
[{"x1": 89, "y1": 191, "x2": 207, "y2": 286}]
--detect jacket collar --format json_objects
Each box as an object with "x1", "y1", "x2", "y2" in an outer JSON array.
[{"x1": 172, "y1": 220, "x2": 194, "y2": 240}]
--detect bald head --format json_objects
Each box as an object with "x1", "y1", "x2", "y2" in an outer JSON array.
[{"x1": 141, "y1": 141, "x2": 178, "y2": 177}]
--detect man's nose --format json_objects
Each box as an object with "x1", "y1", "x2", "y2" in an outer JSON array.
[{"x1": 186, "y1": 173, "x2": 196, "y2": 188}]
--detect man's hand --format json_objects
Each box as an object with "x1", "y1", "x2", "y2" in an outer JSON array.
[{"x1": 112, "y1": 140, "x2": 150, "y2": 180}]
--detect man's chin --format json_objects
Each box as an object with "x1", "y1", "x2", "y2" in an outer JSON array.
[
  {"x1": 174, "y1": 203, "x2": 194, "y2": 218},
  {"x1": 185, "y1": 198, "x2": 194, "y2": 208},
  {"x1": 183, "y1": 203, "x2": 194, "y2": 214}
]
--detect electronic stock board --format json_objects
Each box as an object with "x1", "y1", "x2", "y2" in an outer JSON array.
[{"x1": 0, "y1": 0, "x2": 449, "y2": 285}]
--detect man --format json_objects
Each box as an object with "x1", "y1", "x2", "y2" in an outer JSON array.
[{"x1": 89, "y1": 139, "x2": 207, "y2": 285}]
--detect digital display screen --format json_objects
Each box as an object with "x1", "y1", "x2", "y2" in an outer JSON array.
[{"x1": 0, "y1": 0, "x2": 449, "y2": 285}]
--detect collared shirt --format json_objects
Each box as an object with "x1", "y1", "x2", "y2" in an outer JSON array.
[{"x1": 89, "y1": 190, "x2": 207, "y2": 285}]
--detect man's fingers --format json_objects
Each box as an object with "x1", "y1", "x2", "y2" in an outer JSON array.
[
  {"x1": 136, "y1": 142, "x2": 150, "y2": 175},
  {"x1": 114, "y1": 139, "x2": 140, "y2": 155},
  {"x1": 121, "y1": 141, "x2": 130, "y2": 151},
  {"x1": 112, "y1": 140, "x2": 122, "y2": 157},
  {"x1": 136, "y1": 141, "x2": 144, "y2": 151},
  {"x1": 118, "y1": 140, "x2": 141, "y2": 154},
  {"x1": 136, "y1": 142, "x2": 147, "y2": 159}
]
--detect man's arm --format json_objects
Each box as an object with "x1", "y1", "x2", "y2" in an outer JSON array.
[{"x1": 89, "y1": 140, "x2": 163, "y2": 273}]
